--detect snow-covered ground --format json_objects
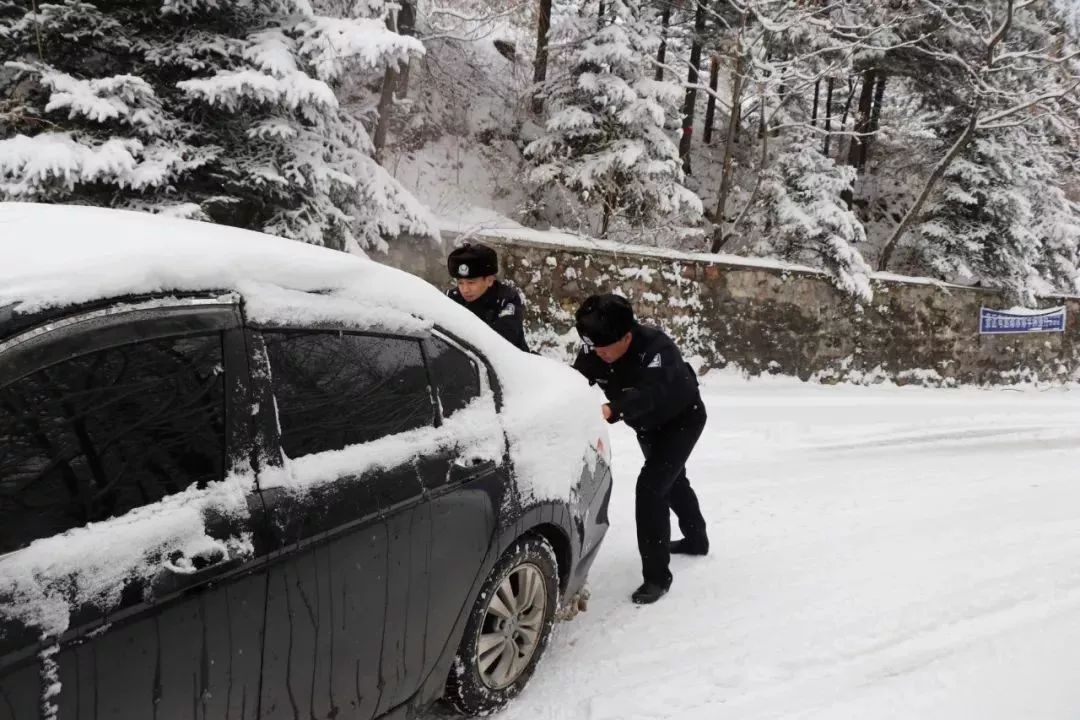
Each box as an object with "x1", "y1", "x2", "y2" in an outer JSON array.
[{"x1": 490, "y1": 374, "x2": 1080, "y2": 719}]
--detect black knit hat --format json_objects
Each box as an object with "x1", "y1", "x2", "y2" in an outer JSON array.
[
  {"x1": 448, "y1": 242, "x2": 498, "y2": 279},
  {"x1": 575, "y1": 293, "x2": 636, "y2": 348}
]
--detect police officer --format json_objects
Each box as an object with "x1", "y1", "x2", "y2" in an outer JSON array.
[
  {"x1": 572, "y1": 294, "x2": 708, "y2": 605},
  {"x1": 446, "y1": 242, "x2": 529, "y2": 352}
]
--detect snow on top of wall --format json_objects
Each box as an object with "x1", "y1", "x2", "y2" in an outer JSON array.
[
  {"x1": 437, "y1": 210, "x2": 823, "y2": 275},
  {"x1": 438, "y1": 208, "x2": 1080, "y2": 298},
  {"x1": 871, "y1": 272, "x2": 989, "y2": 292}
]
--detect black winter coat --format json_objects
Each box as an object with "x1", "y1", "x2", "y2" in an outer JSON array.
[
  {"x1": 572, "y1": 324, "x2": 702, "y2": 432},
  {"x1": 447, "y1": 280, "x2": 530, "y2": 352}
]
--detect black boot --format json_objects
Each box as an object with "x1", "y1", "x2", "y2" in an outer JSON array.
[
  {"x1": 670, "y1": 538, "x2": 709, "y2": 556},
  {"x1": 631, "y1": 582, "x2": 669, "y2": 605}
]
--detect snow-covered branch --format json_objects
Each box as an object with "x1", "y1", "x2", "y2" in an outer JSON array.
[{"x1": 977, "y1": 79, "x2": 1080, "y2": 126}]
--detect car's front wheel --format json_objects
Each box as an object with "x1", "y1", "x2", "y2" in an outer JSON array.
[{"x1": 445, "y1": 535, "x2": 559, "y2": 715}]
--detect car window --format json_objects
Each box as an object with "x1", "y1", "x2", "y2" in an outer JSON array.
[
  {"x1": 428, "y1": 337, "x2": 482, "y2": 418},
  {"x1": 262, "y1": 332, "x2": 435, "y2": 458},
  {"x1": 0, "y1": 334, "x2": 226, "y2": 555}
]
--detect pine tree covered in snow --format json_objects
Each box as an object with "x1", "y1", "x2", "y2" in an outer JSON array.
[
  {"x1": 750, "y1": 135, "x2": 874, "y2": 302},
  {"x1": 915, "y1": 131, "x2": 1080, "y2": 303},
  {"x1": 524, "y1": 0, "x2": 701, "y2": 237},
  {"x1": 0, "y1": 0, "x2": 433, "y2": 252}
]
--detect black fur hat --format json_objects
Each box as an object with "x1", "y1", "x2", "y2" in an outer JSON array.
[
  {"x1": 575, "y1": 293, "x2": 636, "y2": 347},
  {"x1": 448, "y1": 243, "x2": 498, "y2": 279}
]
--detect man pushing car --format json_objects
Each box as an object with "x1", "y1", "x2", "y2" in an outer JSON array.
[{"x1": 572, "y1": 294, "x2": 709, "y2": 605}]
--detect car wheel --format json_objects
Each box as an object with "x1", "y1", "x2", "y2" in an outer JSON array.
[{"x1": 445, "y1": 534, "x2": 559, "y2": 716}]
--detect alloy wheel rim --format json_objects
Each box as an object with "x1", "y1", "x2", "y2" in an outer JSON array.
[{"x1": 476, "y1": 562, "x2": 548, "y2": 690}]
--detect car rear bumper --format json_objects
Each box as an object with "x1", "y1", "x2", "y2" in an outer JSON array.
[{"x1": 564, "y1": 459, "x2": 612, "y2": 604}]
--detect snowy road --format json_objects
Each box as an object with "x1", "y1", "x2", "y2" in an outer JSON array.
[{"x1": 485, "y1": 375, "x2": 1080, "y2": 719}]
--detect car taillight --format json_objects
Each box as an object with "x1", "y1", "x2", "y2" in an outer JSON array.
[{"x1": 594, "y1": 437, "x2": 610, "y2": 464}]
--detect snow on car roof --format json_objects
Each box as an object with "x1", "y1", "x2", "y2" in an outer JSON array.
[{"x1": 1, "y1": 202, "x2": 396, "y2": 313}]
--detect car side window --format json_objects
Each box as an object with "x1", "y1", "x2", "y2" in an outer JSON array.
[
  {"x1": 262, "y1": 332, "x2": 435, "y2": 458},
  {"x1": 427, "y1": 337, "x2": 482, "y2": 418},
  {"x1": 0, "y1": 333, "x2": 226, "y2": 555}
]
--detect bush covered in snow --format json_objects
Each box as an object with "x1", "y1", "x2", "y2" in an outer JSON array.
[{"x1": 0, "y1": 0, "x2": 435, "y2": 252}]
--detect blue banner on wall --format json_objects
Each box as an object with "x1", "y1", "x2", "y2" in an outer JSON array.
[{"x1": 979, "y1": 306, "x2": 1066, "y2": 334}]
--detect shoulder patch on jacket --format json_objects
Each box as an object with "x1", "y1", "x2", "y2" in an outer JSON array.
[
  {"x1": 498, "y1": 303, "x2": 516, "y2": 317},
  {"x1": 647, "y1": 354, "x2": 662, "y2": 368}
]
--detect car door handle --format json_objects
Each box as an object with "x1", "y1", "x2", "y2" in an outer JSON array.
[
  {"x1": 154, "y1": 549, "x2": 242, "y2": 595},
  {"x1": 452, "y1": 455, "x2": 495, "y2": 470},
  {"x1": 162, "y1": 556, "x2": 233, "y2": 577}
]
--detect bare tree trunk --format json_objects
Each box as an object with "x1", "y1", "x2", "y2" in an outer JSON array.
[
  {"x1": 373, "y1": 67, "x2": 397, "y2": 163},
  {"x1": 29, "y1": 0, "x2": 45, "y2": 60},
  {"x1": 373, "y1": 11, "x2": 399, "y2": 163},
  {"x1": 846, "y1": 69, "x2": 877, "y2": 171},
  {"x1": 877, "y1": 110, "x2": 979, "y2": 270},
  {"x1": 760, "y1": 86, "x2": 769, "y2": 139},
  {"x1": 758, "y1": 48, "x2": 773, "y2": 140},
  {"x1": 822, "y1": 76, "x2": 835, "y2": 155},
  {"x1": 396, "y1": 1, "x2": 416, "y2": 99},
  {"x1": 598, "y1": 0, "x2": 606, "y2": 28},
  {"x1": 703, "y1": 55, "x2": 720, "y2": 144},
  {"x1": 710, "y1": 51, "x2": 745, "y2": 253},
  {"x1": 532, "y1": 0, "x2": 553, "y2": 113},
  {"x1": 864, "y1": 73, "x2": 887, "y2": 164},
  {"x1": 679, "y1": 0, "x2": 708, "y2": 175},
  {"x1": 655, "y1": 5, "x2": 671, "y2": 82},
  {"x1": 837, "y1": 76, "x2": 856, "y2": 158},
  {"x1": 842, "y1": 69, "x2": 876, "y2": 206},
  {"x1": 723, "y1": 87, "x2": 772, "y2": 245},
  {"x1": 811, "y1": 78, "x2": 820, "y2": 127},
  {"x1": 601, "y1": 188, "x2": 617, "y2": 236},
  {"x1": 772, "y1": 79, "x2": 785, "y2": 137}
]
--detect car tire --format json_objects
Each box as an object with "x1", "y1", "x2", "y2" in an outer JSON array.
[{"x1": 445, "y1": 534, "x2": 560, "y2": 716}]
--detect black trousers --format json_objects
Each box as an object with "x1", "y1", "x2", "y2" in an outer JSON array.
[{"x1": 634, "y1": 404, "x2": 708, "y2": 587}]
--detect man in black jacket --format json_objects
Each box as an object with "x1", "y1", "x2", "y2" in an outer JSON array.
[
  {"x1": 446, "y1": 243, "x2": 529, "y2": 352},
  {"x1": 573, "y1": 294, "x2": 708, "y2": 605}
]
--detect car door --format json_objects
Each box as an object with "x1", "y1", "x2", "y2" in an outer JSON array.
[
  {"x1": 248, "y1": 328, "x2": 439, "y2": 720},
  {"x1": 411, "y1": 333, "x2": 506, "y2": 689},
  {"x1": 0, "y1": 300, "x2": 271, "y2": 720}
]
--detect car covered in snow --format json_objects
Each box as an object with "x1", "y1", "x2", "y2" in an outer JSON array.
[{"x1": 0, "y1": 203, "x2": 612, "y2": 719}]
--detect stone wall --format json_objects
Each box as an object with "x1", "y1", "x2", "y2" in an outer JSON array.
[{"x1": 380, "y1": 233, "x2": 1080, "y2": 386}]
